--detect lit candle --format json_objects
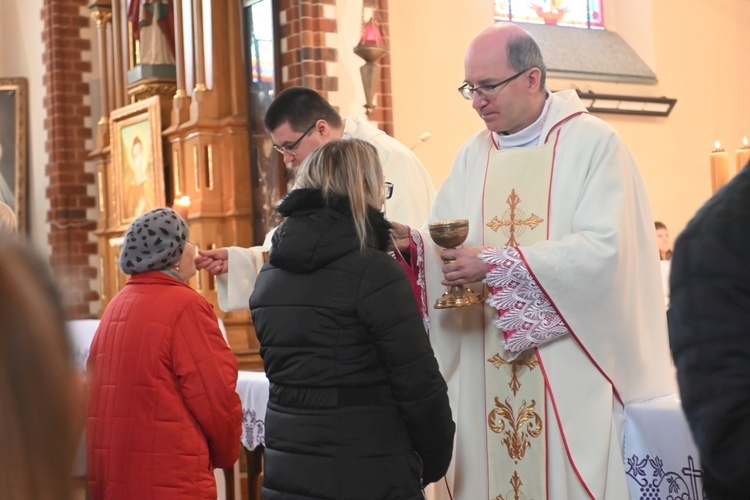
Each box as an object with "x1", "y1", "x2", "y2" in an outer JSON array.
[
  {"x1": 710, "y1": 141, "x2": 729, "y2": 193},
  {"x1": 173, "y1": 195, "x2": 191, "y2": 220},
  {"x1": 735, "y1": 136, "x2": 750, "y2": 173}
]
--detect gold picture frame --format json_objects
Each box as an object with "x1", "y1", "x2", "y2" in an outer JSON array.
[
  {"x1": 0, "y1": 77, "x2": 28, "y2": 232},
  {"x1": 110, "y1": 96, "x2": 165, "y2": 228}
]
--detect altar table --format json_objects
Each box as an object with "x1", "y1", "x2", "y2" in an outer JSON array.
[
  {"x1": 235, "y1": 370, "x2": 269, "y2": 500},
  {"x1": 623, "y1": 394, "x2": 705, "y2": 499}
]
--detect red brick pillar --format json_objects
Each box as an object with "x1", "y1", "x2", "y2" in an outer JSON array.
[
  {"x1": 277, "y1": 0, "x2": 393, "y2": 134},
  {"x1": 368, "y1": 0, "x2": 393, "y2": 136},
  {"x1": 42, "y1": 0, "x2": 98, "y2": 318},
  {"x1": 279, "y1": 0, "x2": 338, "y2": 94}
]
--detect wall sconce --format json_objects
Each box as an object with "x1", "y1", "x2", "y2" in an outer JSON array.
[
  {"x1": 572, "y1": 89, "x2": 677, "y2": 117},
  {"x1": 353, "y1": 12, "x2": 388, "y2": 116}
]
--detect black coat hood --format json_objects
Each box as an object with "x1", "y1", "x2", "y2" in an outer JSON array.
[{"x1": 269, "y1": 188, "x2": 392, "y2": 274}]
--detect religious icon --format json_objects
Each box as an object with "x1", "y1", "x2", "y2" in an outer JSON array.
[
  {"x1": 0, "y1": 77, "x2": 28, "y2": 232},
  {"x1": 110, "y1": 96, "x2": 165, "y2": 228},
  {"x1": 127, "y1": 0, "x2": 176, "y2": 65}
]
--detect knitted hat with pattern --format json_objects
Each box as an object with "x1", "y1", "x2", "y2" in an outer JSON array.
[{"x1": 118, "y1": 207, "x2": 188, "y2": 275}]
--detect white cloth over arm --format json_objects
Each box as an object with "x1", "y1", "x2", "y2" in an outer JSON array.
[
  {"x1": 216, "y1": 246, "x2": 265, "y2": 312},
  {"x1": 216, "y1": 227, "x2": 275, "y2": 312}
]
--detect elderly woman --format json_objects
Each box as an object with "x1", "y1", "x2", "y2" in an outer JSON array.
[
  {"x1": 250, "y1": 139, "x2": 455, "y2": 500},
  {"x1": 86, "y1": 207, "x2": 242, "y2": 500}
]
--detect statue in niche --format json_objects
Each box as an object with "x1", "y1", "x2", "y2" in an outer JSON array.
[{"x1": 127, "y1": 0, "x2": 176, "y2": 65}]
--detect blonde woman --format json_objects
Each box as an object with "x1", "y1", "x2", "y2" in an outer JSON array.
[{"x1": 250, "y1": 138, "x2": 455, "y2": 500}]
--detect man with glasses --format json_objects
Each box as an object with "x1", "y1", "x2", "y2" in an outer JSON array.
[
  {"x1": 389, "y1": 22, "x2": 675, "y2": 499},
  {"x1": 196, "y1": 86, "x2": 435, "y2": 312}
]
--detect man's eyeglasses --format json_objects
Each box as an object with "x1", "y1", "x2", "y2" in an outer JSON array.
[
  {"x1": 272, "y1": 121, "x2": 317, "y2": 156},
  {"x1": 458, "y1": 68, "x2": 531, "y2": 101},
  {"x1": 384, "y1": 182, "x2": 394, "y2": 200}
]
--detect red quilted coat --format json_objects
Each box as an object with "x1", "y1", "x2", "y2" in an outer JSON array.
[{"x1": 86, "y1": 271, "x2": 242, "y2": 499}]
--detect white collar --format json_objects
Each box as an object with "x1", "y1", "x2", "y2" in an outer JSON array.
[{"x1": 495, "y1": 92, "x2": 551, "y2": 149}]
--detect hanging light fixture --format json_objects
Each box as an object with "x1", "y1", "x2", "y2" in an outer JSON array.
[{"x1": 353, "y1": 3, "x2": 388, "y2": 116}]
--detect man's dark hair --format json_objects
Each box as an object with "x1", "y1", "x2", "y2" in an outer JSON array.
[{"x1": 264, "y1": 87, "x2": 343, "y2": 133}]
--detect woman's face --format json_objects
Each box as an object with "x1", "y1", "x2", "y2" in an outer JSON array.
[
  {"x1": 656, "y1": 228, "x2": 671, "y2": 257},
  {"x1": 177, "y1": 241, "x2": 197, "y2": 281}
]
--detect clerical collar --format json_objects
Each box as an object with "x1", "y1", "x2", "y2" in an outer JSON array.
[{"x1": 495, "y1": 92, "x2": 552, "y2": 149}]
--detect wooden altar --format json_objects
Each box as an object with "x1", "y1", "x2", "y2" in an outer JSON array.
[{"x1": 88, "y1": 0, "x2": 266, "y2": 370}]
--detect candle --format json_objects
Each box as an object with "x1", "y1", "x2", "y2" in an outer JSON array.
[
  {"x1": 736, "y1": 137, "x2": 750, "y2": 173},
  {"x1": 173, "y1": 195, "x2": 191, "y2": 220},
  {"x1": 710, "y1": 141, "x2": 729, "y2": 194}
]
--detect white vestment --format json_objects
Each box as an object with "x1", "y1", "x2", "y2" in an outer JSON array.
[
  {"x1": 216, "y1": 116, "x2": 436, "y2": 311},
  {"x1": 412, "y1": 90, "x2": 675, "y2": 499}
]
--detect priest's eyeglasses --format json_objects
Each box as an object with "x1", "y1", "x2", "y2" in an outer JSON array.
[
  {"x1": 458, "y1": 68, "x2": 531, "y2": 100},
  {"x1": 273, "y1": 121, "x2": 317, "y2": 156}
]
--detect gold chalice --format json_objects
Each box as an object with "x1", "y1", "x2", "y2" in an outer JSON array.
[{"x1": 429, "y1": 219, "x2": 483, "y2": 309}]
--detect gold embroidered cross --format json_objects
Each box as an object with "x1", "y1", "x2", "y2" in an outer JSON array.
[
  {"x1": 486, "y1": 189, "x2": 544, "y2": 247},
  {"x1": 487, "y1": 352, "x2": 539, "y2": 396}
]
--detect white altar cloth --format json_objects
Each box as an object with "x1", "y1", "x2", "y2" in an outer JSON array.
[
  {"x1": 66, "y1": 319, "x2": 100, "y2": 370},
  {"x1": 236, "y1": 370, "x2": 269, "y2": 451},
  {"x1": 623, "y1": 394, "x2": 705, "y2": 499}
]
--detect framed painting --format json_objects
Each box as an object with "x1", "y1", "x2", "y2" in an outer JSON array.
[
  {"x1": 0, "y1": 77, "x2": 28, "y2": 232},
  {"x1": 110, "y1": 96, "x2": 165, "y2": 228}
]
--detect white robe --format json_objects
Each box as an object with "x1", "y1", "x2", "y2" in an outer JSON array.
[
  {"x1": 216, "y1": 116, "x2": 436, "y2": 312},
  {"x1": 416, "y1": 90, "x2": 676, "y2": 499}
]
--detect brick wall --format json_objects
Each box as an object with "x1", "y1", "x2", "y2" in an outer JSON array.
[
  {"x1": 278, "y1": 0, "x2": 393, "y2": 134},
  {"x1": 41, "y1": 0, "x2": 98, "y2": 318}
]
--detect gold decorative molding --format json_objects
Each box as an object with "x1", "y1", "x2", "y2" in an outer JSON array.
[
  {"x1": 89, "y1": 7, "x2": 112, "y2": 28},
  {"x1": 128, "y1": 81, "x2": 178, "y2": 102}
]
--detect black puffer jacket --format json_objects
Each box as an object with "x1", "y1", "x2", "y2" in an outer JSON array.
[
  {"x1": 668, "y1": 166, "x2": 750, "y2": 499},
  {"x1": 249, "y1": 188, "x2": 455, "y2": 500}
]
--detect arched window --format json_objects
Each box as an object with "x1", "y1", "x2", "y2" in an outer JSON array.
[{"x1": 495, "y1": 0, "x2": 604, "y2": 29}]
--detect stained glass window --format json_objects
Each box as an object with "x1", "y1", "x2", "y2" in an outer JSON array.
[{"x1": 494, "y1": 0, "x2": 604, "y2": 29}]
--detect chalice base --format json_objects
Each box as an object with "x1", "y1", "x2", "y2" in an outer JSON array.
[{"x1": 434, "y1": 285, "x2": 483, "y2": 309}]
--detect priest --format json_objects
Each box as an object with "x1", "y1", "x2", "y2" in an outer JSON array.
[{"x1": 389, "y1": 22, "x2": 675, "y2": 500}]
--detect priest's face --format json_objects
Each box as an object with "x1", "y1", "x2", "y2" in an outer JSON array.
[
  {"x1": 464, "y1": 33, "x2": 541, "y2": 134},
  {"x1": 270, "y1": 121, "x2": 327, "y2": 167}
]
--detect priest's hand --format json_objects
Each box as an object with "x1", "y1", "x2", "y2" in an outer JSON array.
[
  {"x1": 388, "y1": 221, "x2": 411, "y2": 254},
  {"x1": 195, "y1": 247, "x2": 229, "y2": 275},
  {"x1": 441, "y1": 247, "x2": 488, "y2": 285}
]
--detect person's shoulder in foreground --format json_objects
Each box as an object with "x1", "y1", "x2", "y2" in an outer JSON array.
[
  {"x1": 668, "y1": 166, "x2": 750, "y2": 498},
  {"x1": 0, "y1": 238, "x2": 82, "y2": 500}
]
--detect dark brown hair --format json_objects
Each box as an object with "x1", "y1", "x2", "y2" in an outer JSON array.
[{"x1": 0, "y1": 240, "x2": 81, "y2": 499}]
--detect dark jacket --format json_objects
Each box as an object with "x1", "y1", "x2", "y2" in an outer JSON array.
[
  {"x1": 87, "y1": 272, "x2": 243, "y2": 500},
  {"x1": 249, "y1": 189, "x2": 455, "y2": 500},
  {"x1": 668, "y1": 165, "x2": 750, "y2": 499}
]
